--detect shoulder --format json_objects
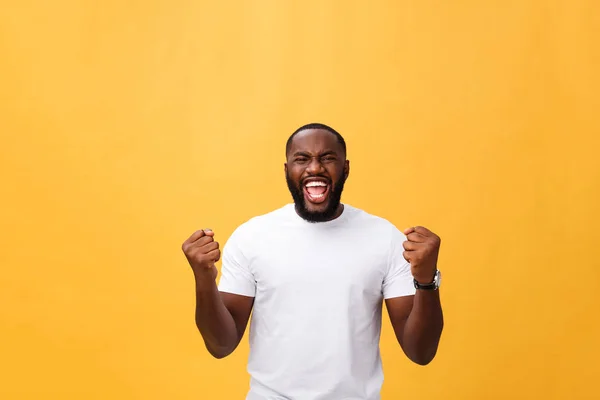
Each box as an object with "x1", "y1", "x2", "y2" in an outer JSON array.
[
  {"x1": 227, "y1": 204, "x2": 294, "y2": 242},
  {"x1": 344, "y1": 204, "x2": 408, "y2": 251},
  {"x1": 345, "y1": 204, "x2": 403, "y2": 235}
]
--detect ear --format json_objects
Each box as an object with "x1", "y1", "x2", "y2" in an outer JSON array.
[
  {"x1": 344, "y1": 160, "x2": 350, "y2": 179},
  {"x1": 284, "y1": 162, "x2": 288, "y2": 174}
]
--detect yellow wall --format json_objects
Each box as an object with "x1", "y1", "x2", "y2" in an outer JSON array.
[{"x1": 1, "y1": 1, "x2": 599, "y2": 399}]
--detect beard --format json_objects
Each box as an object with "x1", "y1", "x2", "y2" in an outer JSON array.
[{"x1": 286, "y1": 172, "x2": 347, "y2": 223}]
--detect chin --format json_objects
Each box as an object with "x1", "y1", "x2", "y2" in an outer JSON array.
[
  {"x1": 297, "y1": 201, "x2": 340, "y2": 223},
  {"x1": 305, "y1": 200, "x2": 330, "y2": 213}
]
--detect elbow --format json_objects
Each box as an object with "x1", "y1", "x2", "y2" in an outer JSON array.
[
  {"x1": 405, "y1": 341, "x2": 441, "y2": 366},
  {"x1": 204, "y1": 339, "x2": 237, "y2": 359},
  {"x1": 207, "y1": 345, "x2": 234, "y2": 359},
  {"x1": 401, "y1": 318, "x2": 444, "y2": 366},
  {"x1": 411, "y1": 354, "x2": 435, "y2": 366},
  {"x1": 210, "y1": 351, "x2": 229, "y2": 360},
  {"x1": 407, "y1": 346, "x2": 438, "y2": 365},
  {"x1": 198, "y1": 329, "x2": 240, "y2": 359}
]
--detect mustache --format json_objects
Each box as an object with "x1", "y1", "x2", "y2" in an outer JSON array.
[{"x1": 300, "y1": 176, "x2": 331, "y2": 185}]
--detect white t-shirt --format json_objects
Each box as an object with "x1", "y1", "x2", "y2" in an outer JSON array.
[{"x1": 218, "y1": 203, "x2": 416, "y2": 400}]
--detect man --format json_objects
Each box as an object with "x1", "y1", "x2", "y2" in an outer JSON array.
[{"x1": 182, "y1": 123, "x2": 444, "y2": 400}]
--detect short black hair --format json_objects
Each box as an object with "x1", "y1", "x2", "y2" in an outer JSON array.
[{"x1": 285, "y1": 122, "x2": 347, "y2": 157}]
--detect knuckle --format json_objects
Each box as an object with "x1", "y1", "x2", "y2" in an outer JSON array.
[
  {"x1": 197, "y1": 237, "x2": 212, "y2": 246},
  {"x1": 195, "y1": 254, "x2": 208, "y2": 265}
]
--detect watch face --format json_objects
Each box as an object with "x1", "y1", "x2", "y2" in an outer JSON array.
[{"x1": 435, "y1": 270, "x2": 442, "y2": 288}]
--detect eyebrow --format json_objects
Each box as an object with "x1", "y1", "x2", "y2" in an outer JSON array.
[{"x1": 292, "y1": 150, "x2": 337, "y2": 157}]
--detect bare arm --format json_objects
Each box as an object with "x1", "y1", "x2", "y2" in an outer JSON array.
[
  {"x1": 182, "y1": 229, "x2": 254, "y2": 359},
  {"x1": 386, "y1": 225, "x2": 444, "y2": 365},
  {"x1": 194, "y1": 276, "x2": 254, "y2": 358},
  {"x1": 386, "y1": 291, "x2": 443, "y2": 365}
]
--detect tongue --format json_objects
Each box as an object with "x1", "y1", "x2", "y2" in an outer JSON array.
[{"x1": 307, "y1": 186, "x2": 326, "y2": 195}]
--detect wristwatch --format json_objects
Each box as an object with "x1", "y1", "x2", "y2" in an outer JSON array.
[{"x1": 414, "y1": 270, "x2": 441, "y2": 290}]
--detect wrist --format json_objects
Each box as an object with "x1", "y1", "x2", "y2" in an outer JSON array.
[
  {"x1": 414, "y1": 270, "x2": 437, "y2": 285},
  {"x1": 413, "y1": 270, "x2": 441, "y2": 290},
  {"x1": 194, "y1": 270, "x2": 217, "y2": 290}
]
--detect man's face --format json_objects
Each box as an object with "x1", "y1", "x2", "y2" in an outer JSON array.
[{"x1": 285, "y1": 129, "x2": 349, "y2": 222}]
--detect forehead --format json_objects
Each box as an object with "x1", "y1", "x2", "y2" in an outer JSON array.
[{"x1": 288, "y1": 129, "x2": 343, "y2": 155}]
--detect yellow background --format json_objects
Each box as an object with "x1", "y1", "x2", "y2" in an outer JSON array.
[{"x1": 1, "y1": 1, "x2": 599, "y2": 399}]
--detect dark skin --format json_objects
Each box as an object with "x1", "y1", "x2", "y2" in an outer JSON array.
[
  {"x1": 181, "y1": 129, "x2": 443, "y2": 364},
  {"x1": 388, "y1": 225, "x2": 444, "y2": 365},
  {"x1": 284, "y1": 129, "x2": 349, "y2": 221},
  {"x1": 181, "y1": 228, "x2": 253, "y2": 358}
]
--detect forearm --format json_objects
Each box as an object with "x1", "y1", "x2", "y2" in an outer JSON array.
[
  {"x1": 194, "y1": 277, "x2": 238, "y2": 358},
  {"x1": 402, "y1": 290, "x2": 444, "y2": 365}
]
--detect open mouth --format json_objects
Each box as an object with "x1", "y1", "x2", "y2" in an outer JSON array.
[{"x1": 303, "y1": 178, "x2": 330, "y2": 204}]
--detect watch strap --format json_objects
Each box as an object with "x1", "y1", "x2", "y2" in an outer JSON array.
[
  {"x1": 413, "y1": 278, "x2": 437, "y2": 290},
  {"x1": 413, "y1": 270, "x2": 440, "y2": 290}
]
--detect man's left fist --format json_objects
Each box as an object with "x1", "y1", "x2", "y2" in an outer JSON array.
[{"x1": 402, "y1": 226, "x2": 441, "y2": 284}]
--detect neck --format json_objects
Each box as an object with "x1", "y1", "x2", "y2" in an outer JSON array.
[{"x1": 331, "y1": 203, "x2": 344, "y2": 220}]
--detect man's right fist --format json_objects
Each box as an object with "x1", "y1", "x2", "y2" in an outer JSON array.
[{"x1": 182, "y1": 229, "x2": 220, "y2": 281}]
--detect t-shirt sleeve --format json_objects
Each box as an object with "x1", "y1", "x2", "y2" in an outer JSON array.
[
  {"x1": 382, "y1": 225, "x2": 416, "y2": 299},
  {"x1": 217, "y1": 227, "x2": 256, "y2": 297}
]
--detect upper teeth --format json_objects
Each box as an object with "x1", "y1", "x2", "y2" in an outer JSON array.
[{"x1": 305, "y1": 181, "x2": 327, "y2": 187}]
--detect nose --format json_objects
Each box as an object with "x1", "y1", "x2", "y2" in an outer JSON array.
[{"x1": 306, "y1": 157, "x2": 325, "y2": 175}]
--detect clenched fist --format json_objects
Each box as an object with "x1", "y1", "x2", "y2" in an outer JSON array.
[
  {"x1": 402, "y1": 226, "x2": 441, "y2": 284},
  {"x1": 182, "y1": 229, "x2": 220, "y2": 282}
]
